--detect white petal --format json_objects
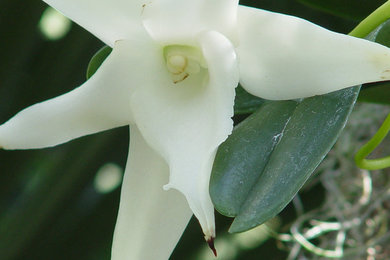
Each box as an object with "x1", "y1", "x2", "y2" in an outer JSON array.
[
  {"x1": 142, "y1": 0, "x2": 239, "y2": 45},
  {"x1": 112, "y1": 126, "x2": 192, "y2": 260},
  {"x1": 237, "y1": 6, "x2": 390, "y2": 100},
  {"x1": 129, "y1": 31, "x2": 239, "y2": 238},
  {"x1": 0, "y1": 43, "x2": 138, "y2": 149},
  {"x1": 42, "y1": 0, "x2": 146, "y2": 46}
]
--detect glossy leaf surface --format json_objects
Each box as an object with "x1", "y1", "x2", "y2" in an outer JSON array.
[{"x1": 211, "y1": 87, "x2": 359, "y2": 233}]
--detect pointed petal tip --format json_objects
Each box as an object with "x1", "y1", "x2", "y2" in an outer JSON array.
[
  {"x1": 205, "y1": 235, "x2": 217, "y2": 257},
  {"x1": 236, "y1": 6, "x2": 390, "y2": 100}
]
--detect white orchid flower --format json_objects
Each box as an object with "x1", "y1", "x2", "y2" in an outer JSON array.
[{"x1": 1, "y1": 0, "x2": 390, "y2": 259}]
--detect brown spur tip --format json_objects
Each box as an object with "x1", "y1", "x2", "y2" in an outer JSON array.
[{"x1": 207, "y1": 237, "x2": 217, "y2": 257}]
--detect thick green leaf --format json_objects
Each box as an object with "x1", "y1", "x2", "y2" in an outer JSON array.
[
  {"x1": 211, "y1": 101, "x2": 298, "y2": 217},
  {"x1": 296, "y1": 0, "x2": 385, "y2": 21},
  {"x1": 86, "y1": 46, "x2": 112, "y2": 79},
  {"x1": 211, "y1": 87, "x2": 360, "y2": 233},
  {"x1": 232, "y1": 88, "x2": 359, "y2": 232}
]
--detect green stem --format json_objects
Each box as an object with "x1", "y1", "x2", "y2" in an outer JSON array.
[
  {"x1": 349, "y1": 1, "x2": 390, "y2": 38},
  {"x1": 350, "y1": 1, "x2": 390, "y2": 170},
  {"x1": 355, "y1": 113, "x2": 390, "y2": 170}
]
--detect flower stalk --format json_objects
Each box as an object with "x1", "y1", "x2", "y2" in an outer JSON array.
[
  {"x1": 350, "y1": 1, "x2": 390, "y2": 170},
  {"x1": 355, "y1": 113, "x2": 390, "y2": 170},
  {"x1": 349, "y1": 0, "x2": 390, "y2": 38}
]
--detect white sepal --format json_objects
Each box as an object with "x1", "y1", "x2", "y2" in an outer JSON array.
[
  {"x1": 237, "y1": 5, "x2": 390, "y2": 100},
  {"x1": 111, "y1": 126, "x2": 193, "y2": 260},
  {"x1": 142, "y1": 0, "x2": 239, "y2": 45},
  {"x1": 0, "y1": 45, "x2": 136, "y2": 149},
  {"x1": 42, "y1": 0, "x2": 146, "y2": 46}
]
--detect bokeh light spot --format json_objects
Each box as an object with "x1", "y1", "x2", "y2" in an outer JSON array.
[
  {"x1": 93, "y1": 163, "x2": 123, "y2": 194},
  {"x1": 38, "y1": 7, "x2": 72, "y2": 40}
]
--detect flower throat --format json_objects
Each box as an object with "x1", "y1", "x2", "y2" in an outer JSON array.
[{"x1": 164, "y1": 45, "x2": 207, "y2": 84}]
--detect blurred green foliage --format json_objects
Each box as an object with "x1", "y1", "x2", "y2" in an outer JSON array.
[{"x1": 297, "y1": 0, "x2": 385, "y2": 21}]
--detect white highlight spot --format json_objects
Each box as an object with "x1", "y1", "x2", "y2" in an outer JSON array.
[
  {"x1": 93, "y1": 163, "x2": 123, "y2": 194},
  {"x1": 38, "y1": 7, "x2": 72, "y2": 40}
]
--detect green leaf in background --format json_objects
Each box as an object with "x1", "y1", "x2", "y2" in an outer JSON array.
[
  {"x1": 234, "y1": 85, "x2": 266, "y2": 115},
  {"x1": 359, "y1": 19, "x2": 390, "y2": 105},
  {"x1": 359, "y1": 83, "x2": 390, "y2": 105},
  {"x1": 86, "y1": 46, "x2": 112, "y2": 79},
  {"x1": 210, "y1": 87, "x2": 360, "y2": 233},
  {"x1": 296, "y1": 0, "x2": 385, "y2": 21}
]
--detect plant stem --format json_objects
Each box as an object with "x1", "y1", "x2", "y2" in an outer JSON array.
[
  {"x1": 349, "y1": 1, "x2": 390, "y2": 38},
  {"x1": 351, "y1": 1, "x2": 390, "y2": 170},
  {"x1": 355, "y1": 113, "x2": 390, "y2": 170}
]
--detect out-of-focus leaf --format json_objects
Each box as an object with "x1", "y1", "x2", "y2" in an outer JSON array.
[
  {"x1": 86, "y1": 46, "x2": 112, "y2": 79},
  {"x1": 296, "y1": 0, "x2": 385, "y2": 21},
  {"x1": 210, "y1": 87, "x2": 359, "y2": 233},
  {"x1": 0, "y1": 132, "x2": 119, "y2": 260},
  {"x1": 359, "y1": 83, "x2": 390, "y2": 105}
]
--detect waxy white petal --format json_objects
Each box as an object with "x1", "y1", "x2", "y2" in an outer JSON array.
[
  {"x1": 112, "y1": 126, "x2": 192, "y2": 260},
  {"x1": 0, "y1": 44, "x2": 137, "y2": 149},
  {"x1": 42, "y1": 0, "x2": 146, "y2": 46},
  {"x1": 142, "y1": 0, "x2": 239, "y2": 45},
  {"x1": 237, "y1": 6, "x2": 390, "y2": 100},
  {"x1": 129, "y1": 31, "x2": 239, "y2": 239}
]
